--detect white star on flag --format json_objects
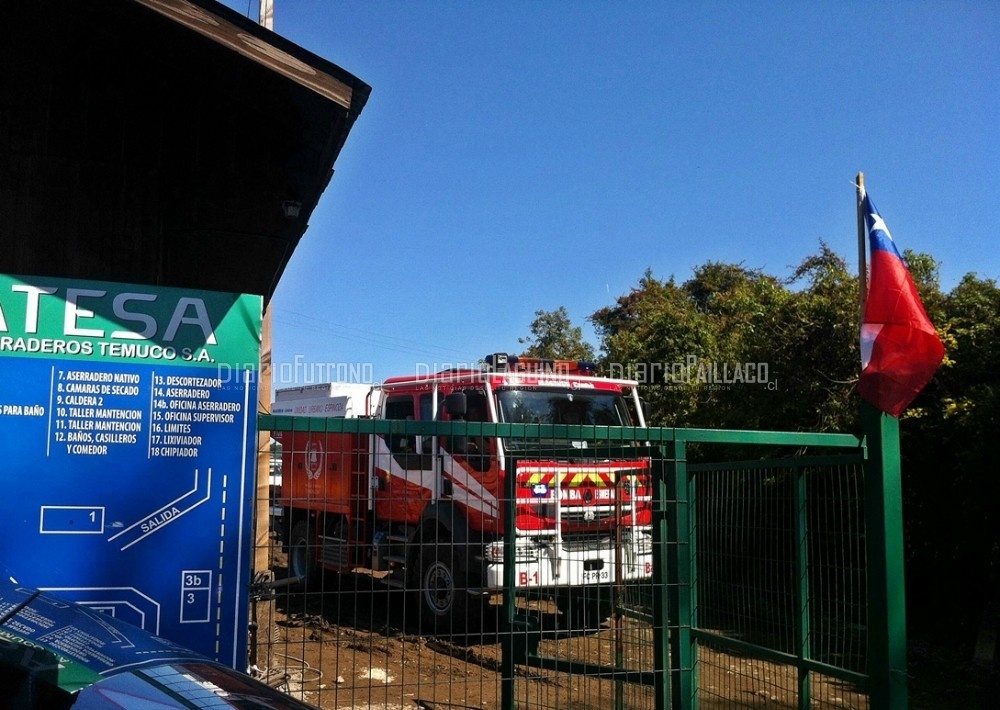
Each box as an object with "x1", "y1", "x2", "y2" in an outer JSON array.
[{"x1": 869, "y1": 212, "x2": 892, "y2": 240}]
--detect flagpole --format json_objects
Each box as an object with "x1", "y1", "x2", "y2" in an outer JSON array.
[
  {"x1": 856, "y1": 171, "x2": 867, "y2": 329},
  {"x1": 856, "y1": 172, "x2": 912, "y2": 709}
]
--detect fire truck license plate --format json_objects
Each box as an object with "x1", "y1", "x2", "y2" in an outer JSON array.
[{"x1": 582, "y1": 569, "x2": 610, "y2": 583}]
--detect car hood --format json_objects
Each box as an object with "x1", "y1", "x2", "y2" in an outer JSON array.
[{"x1": 1, "y1": 578, "x2": 317, "y2": 709}]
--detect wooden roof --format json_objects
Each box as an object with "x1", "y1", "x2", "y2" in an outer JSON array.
[{"x1": 0, "y1": 0, "x2": 371, "y2": 302}]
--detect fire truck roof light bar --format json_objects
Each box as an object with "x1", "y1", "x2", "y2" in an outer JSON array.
[{"x1": 483, "y1": 353, "x2": 596, "y2": 375}]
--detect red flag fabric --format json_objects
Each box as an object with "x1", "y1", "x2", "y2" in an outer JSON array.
[{"x1": 858, "y1": 192, "x2": 944, "y2": 417}]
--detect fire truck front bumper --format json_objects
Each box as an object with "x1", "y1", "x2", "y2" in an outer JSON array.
[{"x1": 482, "y1": 530, "x2": 653, "y2": 591}]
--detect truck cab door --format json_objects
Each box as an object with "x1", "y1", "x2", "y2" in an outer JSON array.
[{"x1": 374, "y1": 394, "x2": 435, "y2": 524}]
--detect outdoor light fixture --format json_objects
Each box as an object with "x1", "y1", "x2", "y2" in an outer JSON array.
[{"x1": 281, "y1": 200, "x2": 302, "y2": 219}]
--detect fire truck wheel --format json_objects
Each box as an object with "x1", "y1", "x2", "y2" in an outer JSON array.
[
  {"x1": 288, "y1": 520, "x2": 317, "y2": 590},
  {"x1": 418, "y1": 543, "x2": 477, "y2": 636}
]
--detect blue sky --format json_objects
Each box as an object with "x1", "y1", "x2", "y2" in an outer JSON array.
[{"x1": 218, "y1": 1, "x2": 998, "y2": 387}]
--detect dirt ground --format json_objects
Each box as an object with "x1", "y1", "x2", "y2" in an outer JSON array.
[
  {"x1": 249, "y1": 560, "x2": 998, "y2": 710},
  {"x1": 251, "y1": 565, "x2": 504, "y2": 710}
]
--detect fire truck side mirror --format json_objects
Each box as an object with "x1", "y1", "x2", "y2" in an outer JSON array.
[{"x1": 444, "y1": 392, "x2": 467, "y2": 418}]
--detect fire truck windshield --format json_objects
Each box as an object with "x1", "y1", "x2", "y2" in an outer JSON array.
[{"x1": 494, "y1": 387, "x2": 632, "y2": 450}]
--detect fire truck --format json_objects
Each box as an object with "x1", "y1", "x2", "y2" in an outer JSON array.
[{"x1": 271, "y1": 353, "x2": 653, "y2": 632}]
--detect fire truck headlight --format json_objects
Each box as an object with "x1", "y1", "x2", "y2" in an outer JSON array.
[
  {"x1": 485, "y1": 542, "x2": 504, "y2": 563},
  {"x1": 485, "y1": 541, "x2": 539, "y2": 563},
  {"x1": 623, "y1": 529, "x2": 653, "y2": 554}
]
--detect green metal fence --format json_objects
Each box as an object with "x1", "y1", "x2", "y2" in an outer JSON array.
[{"x1": 253, "y1": 414, "x2": 904, "y2": 710}]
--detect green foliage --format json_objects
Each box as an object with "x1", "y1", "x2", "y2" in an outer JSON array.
[
  {"x1": 777, "y1": 243, "x2": 860, "y2": 431},
  {"x1": 591, "y1": 270, "x2": 711, "y2": 426},
  {"x1": 518, "y1": 306, "x2": 595, "y2": 361},
  {"x1": 590, "y1": 250, "x2": 861, "y2": 433}
]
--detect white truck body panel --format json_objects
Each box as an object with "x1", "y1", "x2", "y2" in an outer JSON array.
[{"x1": 272, "y1": 382, "x2": 378, "y2": 418}]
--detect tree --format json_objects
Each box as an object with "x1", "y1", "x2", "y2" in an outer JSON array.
[
  {"x1": 518, "y1": 307, "x2": 595, "y2": 361},
  {"x1": 775, "y1": 243, "x2": 860, "y2": 432},
  {"x1": 591, "y1": 270, "x2": 712, "y2": 426}
]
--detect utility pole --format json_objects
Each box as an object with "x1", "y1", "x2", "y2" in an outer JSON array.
[
  {"x1": 259, "y1": 0, "x2": 273, "y2": 30},
  {"x1": 251, "y1": 0, "x2": 276, "y2": 677}
]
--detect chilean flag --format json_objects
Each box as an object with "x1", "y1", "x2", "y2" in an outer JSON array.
[{"x1": 859, "y1": 192, "x2": 944, "y2": 418}]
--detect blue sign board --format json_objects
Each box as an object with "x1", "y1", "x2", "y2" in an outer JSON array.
[{"x1": 0, "y1": 274, "x2": 261, "y2": 668}]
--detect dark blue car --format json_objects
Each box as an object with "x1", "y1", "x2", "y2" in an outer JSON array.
[{"x1": 0, "y1": 578, "x2": 317, "y2": 709}]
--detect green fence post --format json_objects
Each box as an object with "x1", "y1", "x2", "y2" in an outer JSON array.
[
  {"x1": 501, "y1": 454, "x2": 517, "y2": 710},
  {"x1": 862, "y1": 402, "x2": 909, "y2": 710},
  {"x1": 794, "y1": 465, "x2": 812, "y2": 709},
  {"x1": 653, "y1": 446, "x2": 671, "y2": 710},
  {"x1": 667, "y1": 437, "x2": 696, "y2": 710}
]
